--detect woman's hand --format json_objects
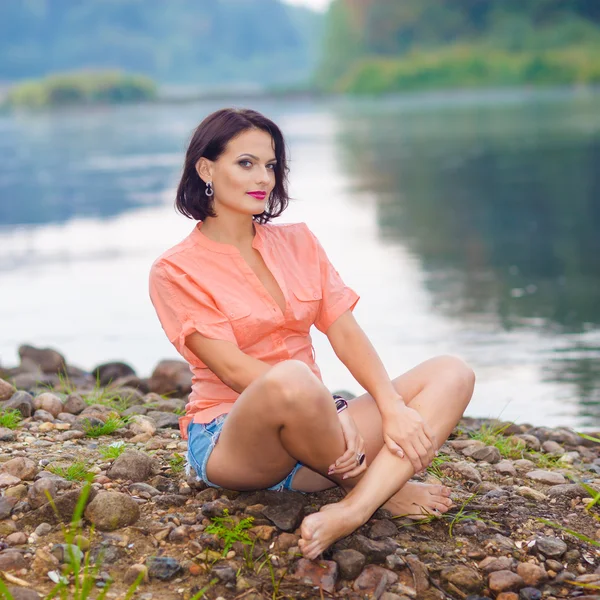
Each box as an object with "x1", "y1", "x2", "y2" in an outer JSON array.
[
  {"x1": 382, "y1": 403, "x2": 437, "y2": 473},
  {"x1": 328, "y1": 410, "x2": 367, "y2": 480}
]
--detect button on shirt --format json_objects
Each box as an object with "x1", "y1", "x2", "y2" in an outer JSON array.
[{"x1": 148, "y1": 221, "x2": 359, "y2": 439}]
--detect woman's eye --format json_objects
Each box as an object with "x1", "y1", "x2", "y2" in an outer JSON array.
[
  {"x1": 267, "y1": 164, "x2": 276, "y2": 170},
  {"x1": 239, "y1": 160, "x2": 252, "y2": 168}
]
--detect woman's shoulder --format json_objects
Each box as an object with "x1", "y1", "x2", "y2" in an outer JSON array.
[
  {"x1": 261, "y1": 220, "x2": 315, "y2": 242},
  {"x1": 149, "y1": 227, "x2": 200, "y2": 278}
]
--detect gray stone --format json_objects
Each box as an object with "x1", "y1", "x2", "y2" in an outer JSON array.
[
  {"x1": 536, "y1": 536, "x2": 567, "y2": 559},
  {"x1": 0, "y1": 427, "x2": 16, "y2": 442},
  {"x1": 84, "y1": 491, "x2": 140, "y2": 531},
  {"x1": 350, "y1": 534, "x2": 398, "y2": 563},
  {"x1": 443, "y1": 461, "x2": 482, "y2": 482},
  {"x1": 471, "y1": 446, "x2": 502, "y2": 464},
  {"x1": 479, "y1": 556, "x2": 517, "y2": 574},
  {"x1": 3, "y1": 391, "x2": 34, "y2": 417},
  {"x1": 526, "y1": 470, "x2": 567, "y2": 486},
  {"x1": 129, "y1": 482, "x2": 160, "y2": 497},
  {"x1": 146, "y1": 556, "x2": 182, "y2": 581},
  {"x1": 369, "y1": 519, "x2": 397, "y2": 539},
  {"x1": 263, "y1": 497, "x2": 304, "y2": 532},
  {"x1": 212, "y1": 564, "x2": 237, "y2": 584},
  {"x1": 92, "y1": 361, "x2": 136, "y2": 386},
  {"x1": 19, "y1": 344, "x2": 66, "y2": 373},
  {"x1": 495, "y1": 460, "x2": 517, "y2": 476},
  {"x1": 146, "y1": 410, "x2": 179, "y2": 429},
  {"x1": 33, "y1": 409, "x2": 55, "y2": 422},
  {"x1": 519, "y1": 587, "x2": 542, "y2": 600},
  {"x1": 128, "y1": 415, "x2": 157, "y2": 436},
  {"x1": 62, "y1": 393, "x2": 87, "y2": 415},
  {"x1": 28, "y1": 478, "x2": 58, "y2": 509},
  {"x1": 0, "y1": 550, "x2": 28, "y2": 571},
  {"x1": 5, "y1": 587, "x2": 41, "y2": 600},
  {"x1": 547, "y1": 484, "x2": 588, "y2": 499},
  {"x1": 0, "y1": 495, "x2": 17, "y2": 518},
  {"x1": 542, "y1": 440, "x2": 564, "y2": 454},
  {"x1": 333, "y1": 548, "x2": 366, "y2": 580},
  {"x1": 107, "y1": 450, "x2": 157, "y2": 482},
  {"x1": 515, "y1": 434, "x2": 541, "y2": 451}
]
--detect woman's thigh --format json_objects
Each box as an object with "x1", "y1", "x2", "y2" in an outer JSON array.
[{"x1": 204, "y1": 360, "x2": 336, "y2": 491}]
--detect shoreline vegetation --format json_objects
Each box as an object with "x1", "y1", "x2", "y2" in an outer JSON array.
[
  {"x1": 2, "y1": 344, "x2": 600, "y2": 598},
  {"x1": 3, "y1": 70, "x2": 157, "y2": 110}
]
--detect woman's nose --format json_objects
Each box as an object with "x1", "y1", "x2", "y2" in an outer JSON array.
[{"x1": 256, "y1": 166, "x2": 271, "y2": 184}]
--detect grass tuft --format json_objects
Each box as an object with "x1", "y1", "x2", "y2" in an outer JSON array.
[
  {"x1": 47, "y1": 461, "x2": 94, "y2": 482},
  {"x1": 169, "y1": 452, "x2": 185, "y2": 474},
  {"x1": 98, "y1": 441, "x2": 127, "y2": 460},
  {"x1": 469, "y1": 422, "x2": 526, "y2": 459},
  {"x1": 83, "y1": 415, "x2": 130, "y2": 438},
  {"x1": 0, "y1": 408, "x2": 22, "y2": 429},
  {"x1": 205, "y1": 509, "x2": 254, "y2": 555}
]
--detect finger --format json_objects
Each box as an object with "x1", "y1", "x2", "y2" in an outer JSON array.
[
  {"x1": 422, "y1": 421, "x2": 438, "y2": 450},
  {"x1": 329, "y1": 448, "x2": 354, "y2": 471},
  {"x1": 342, "y1": 461, "x2": 368, "y2": 480},
  {"x1": 404, "y1": 444, "x2": 424, "y2": 473},
  {"x1": 384, "y1": 436, "x2": 404, "y2": 459},
  {"x1": 418, "y1": 431, "x2": 436, "y2": 466},
  {"x1": 413, "y1": 437, "x2": 430, "y2": 469}
]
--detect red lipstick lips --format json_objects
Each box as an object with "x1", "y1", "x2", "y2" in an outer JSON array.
[{"x1": 247, "y1": 191, "x2": 267, "y2": 200}]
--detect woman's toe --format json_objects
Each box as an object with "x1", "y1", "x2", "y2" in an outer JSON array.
[{"x1": 433, "y1": 501, "x2": 451, "y2": 514}]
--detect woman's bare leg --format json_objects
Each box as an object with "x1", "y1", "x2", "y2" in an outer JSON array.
[
  {"x1": 204, "y1": 360, "x2": 360, "y2": 491},
  {"x1": 298, "y1": 355, "x2": 475, "y2": 558}
]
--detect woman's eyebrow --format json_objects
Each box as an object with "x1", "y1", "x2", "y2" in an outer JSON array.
[{"x1": 237, "y1": 153, "x2": 277, "y2": 162}]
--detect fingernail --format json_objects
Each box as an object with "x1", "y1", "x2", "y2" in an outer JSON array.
[{"x1": 342, "y1": 475, "x2": 348, "y2": 480}]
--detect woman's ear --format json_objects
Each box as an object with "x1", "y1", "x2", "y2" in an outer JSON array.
[{"x1": 195, "y1": 157, "x2": 213, "y2": 182}]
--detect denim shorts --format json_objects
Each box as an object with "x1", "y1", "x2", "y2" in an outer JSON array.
[{"x1": 185, "y1": 414, "x2": 304, "y2": 492}]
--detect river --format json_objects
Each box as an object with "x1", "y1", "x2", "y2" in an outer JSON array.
[{"x1": 1, "y1": 88, "x2": 599, "y2": 428}]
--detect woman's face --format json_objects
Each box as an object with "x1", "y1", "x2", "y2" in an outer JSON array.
[{"x1": 199, "y1": 128, "x2": 277, "y2": 217}]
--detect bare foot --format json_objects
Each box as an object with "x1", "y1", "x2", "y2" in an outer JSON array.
[
  {"x1": 383, "y1": 481, "x2": 453, "y2": 519},
  {"x1": 298, "y1": 502, "x2": 367, "y2": 560}
]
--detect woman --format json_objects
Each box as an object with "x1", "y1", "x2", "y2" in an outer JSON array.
[{"x1": 149, "y1": 108, "x2": 475, "y2": 559}]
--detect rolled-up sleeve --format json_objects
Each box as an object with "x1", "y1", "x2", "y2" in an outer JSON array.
[
  {"x1": 149, "y1": 261, "x2": 237, "y2": 367},
  {"x1": 303, "y1": 225, "x2": 360, "y2": 334}
]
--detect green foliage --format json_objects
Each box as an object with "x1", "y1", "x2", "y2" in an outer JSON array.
[
  {"x1": 6, "y1": 70, "x2": 156, "y2": 109},
  {"x1": 169, "y1": 453, "x2": 185, "y2": 474},
  {"x1": 426, "y1": 453, "x2": 450, "y2": 479},
  {"x1": 0, "y1": 408, "x2": 22, "y2": 429},
  {"x1": 47, "y1": 461, "x2": 94, "y2": 482},
  {"x1": 318, "y1": 0, "x2": 600, "y2": 93},
  {"x1": 205, "y1": 509, "x2": 255, "y2": 555},
  {"x1": 98, "y1": 441, "x2": 127, "y2": 460},
  {"x1": 83, "y1": 415, "x2": 130, "y2": 438},
  {"x1": 469, "y1": 422, "x2": 526, "y2": 459}
]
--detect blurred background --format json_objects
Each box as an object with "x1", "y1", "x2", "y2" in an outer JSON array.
[{"x1": 0, "y1": 0, "x2": 599, "y2": 428}]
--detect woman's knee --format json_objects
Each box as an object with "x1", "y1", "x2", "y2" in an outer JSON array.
[
  {"x1": 433, "y1": 355, "x2": 476, "y2": 397},
  {"x1": 263, "y1": 360, "x2": 327, "y2": 414}
]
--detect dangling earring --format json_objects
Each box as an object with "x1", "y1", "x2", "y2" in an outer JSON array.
[{"x1": 205, "y1": 181, "x2": 214, "y2": 197}]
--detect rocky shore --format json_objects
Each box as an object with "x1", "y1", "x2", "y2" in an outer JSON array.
[{"x1": 1, "y1": 345, "x2": 600, "y2": 600}]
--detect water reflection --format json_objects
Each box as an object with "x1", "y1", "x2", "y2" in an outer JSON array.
[{"x1": 335, "y1": 90, "x2": 600, "y2": 423}]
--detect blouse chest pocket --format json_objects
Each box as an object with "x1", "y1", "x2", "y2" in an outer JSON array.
[
  {"x1": 221, "y1": 300, "x2": 254, "y2": 345},
  {"x1": 290, "y1": 285, "x2": 322, "y2": 331}
]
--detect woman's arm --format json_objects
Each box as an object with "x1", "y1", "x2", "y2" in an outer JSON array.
[
  {"x1": 185, "y1": 332, "x2": 270, "y2": 393},
  {"x1": 325, "y1": 310, "x2": 436, "y2": 472}
]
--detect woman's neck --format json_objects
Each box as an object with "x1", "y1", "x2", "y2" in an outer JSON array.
[{"x1": 201, "y1": 215, "x2": 256, "y2": 248}]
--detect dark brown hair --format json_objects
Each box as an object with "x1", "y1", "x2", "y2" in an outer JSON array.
[{"x1": 175, "y1": 108, "x2": 289, "y2": 224}]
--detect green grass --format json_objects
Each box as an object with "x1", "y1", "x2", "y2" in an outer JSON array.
[
  {"x1": 531, "y1": 451, "x2": 563, "y2": 470},
  {"x1": 469, "y1": 423, "x2": 526, "y2": 459},
  {"x1": 0, "y1": 408, "x2": 22, "y2": 429},
  {"x1": 82, "y1": 415, "x2": 130, "y2": 438},
  {"x1": 169, "y1": 453, "x2": 185, "y2": 474},
  {"x1": 205, "y1": 509, "x2": 254, "y2": 555},
  {"x1": 427, "y1": 453, "x2": 451, "y2": 479},
  {"x1": 0, "y1": 478, "x2": 145, "y2": 600},
  {"x1": 47, "y1": 461, "x2": 94, "y2": 482},
  {"x1": 98, "y1": 441, "x2": 127, "y2": 460}
]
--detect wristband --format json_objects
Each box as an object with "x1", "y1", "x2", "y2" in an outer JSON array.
[{"x1": 333, "y1": 394, "x2": 348, "y2": 413}]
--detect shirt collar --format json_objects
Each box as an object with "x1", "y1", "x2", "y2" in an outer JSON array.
[{"x1": 190, "y1": 220, "x2": 264, "y2": 254}]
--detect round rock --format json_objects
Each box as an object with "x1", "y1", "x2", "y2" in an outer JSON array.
[
  {"x1": 536, "y1": 536, "x2": 567, "y2": 559},
  {"x1": 84, "y1": 491, "x2": 140, "y2": 531}
]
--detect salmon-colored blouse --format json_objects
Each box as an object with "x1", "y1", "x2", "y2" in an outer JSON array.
[{"x1": 149, "y1": 220, "x2": 359, "y2": 439}]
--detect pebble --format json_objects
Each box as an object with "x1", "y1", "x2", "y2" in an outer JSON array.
[
  {"x1": 146, "y1": 556, "x2": 182, "y2": 581},
  {"x1": 124, "y1": 564, "x2": 149, "y2": 584},
  {"x1": 526, "y1": 470, "x2": 567, "y2": 485},
  {"x1": 84, "y1": 491, "x2": 140, "y2": 531},
  {"x1": 353, "y1": 564, "x2": 398, "y2": 594},
  {"x1": 471, "y1": 445, "x2": 502, "y2": 464},
  {"x1": 441, "y1": 565, "x2": 483, "y2": 593},
  {"x1": 517, "y1": 563, "x2": 548, "y2": 586},
  {"x1": 334, "y1": 549, "x2": 366, "y2": 580},
  {"x1": 107, "y1": 450, "x2": 157, "y2": 482},
  {"x1": 294, "y1": 558, "x2": 338, "y2": 594},
  {"x1": 488, "y1": 570, "x2": 526, "y2": 593},
  {"x1": 495, "y1": 460, "x2": 517, "y2": 476},
  {"x1": 535, "y1": 536, "x2": 567, "y2": 559},
  {"x1": 516, "y1": 486, "x2": 547, "y2": 501},
  {"x1": 519, "y1": 587, "x2": 542, "y2": 600},
  {"x1": 479, "y1": 556, "x2": 517, "y2": 574}
]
